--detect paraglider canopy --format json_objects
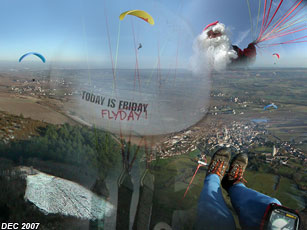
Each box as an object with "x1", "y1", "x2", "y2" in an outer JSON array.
[
  {"x1": 19, "y1": 52, "x2": 46, "y2": 63},
  {"x1": 273, "y1": 53, "x2": 280, "y2": 59},
  {"x1": 264, "y1": 103, "x2": 278, "y2": 110},
  {"x1": 119, "y1": 10, "x2": 154, "y2": 25}
]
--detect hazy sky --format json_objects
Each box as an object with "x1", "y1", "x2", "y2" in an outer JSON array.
[{"x1": 0, "y1": 0, "x2": 306, "y2": 68}]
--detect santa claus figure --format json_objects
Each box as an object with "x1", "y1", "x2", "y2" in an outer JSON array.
[
  {"x1": 198, "y1": 21, "x2": 256, "y2": 69},
  {"x1": 195, "y1": 21, "x2": 236, "y2": 71}
]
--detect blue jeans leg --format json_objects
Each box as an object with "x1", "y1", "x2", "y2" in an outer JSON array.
[
  {"x1": 197, "y1": 174, "x2": 236, "y2": 230},
  {"x1": 229, "y1": 183, "x2": 281, "y2": 230}
]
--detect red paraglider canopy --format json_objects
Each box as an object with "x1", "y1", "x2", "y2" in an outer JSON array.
[{"x1": 273, "y1": 53, "x2": 280, "y2": 59}]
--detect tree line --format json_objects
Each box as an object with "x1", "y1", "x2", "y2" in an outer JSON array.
[{"x1": 0, "y1": 123, "x2": 122, "y2": 178}]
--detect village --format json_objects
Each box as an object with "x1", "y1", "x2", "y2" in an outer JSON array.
[
  {"x1": 9, "y1": 77, "x2": 75, "y2": 98},
  {"x1": 154, "y1": 119, "x2": 307, "y2": 167}
]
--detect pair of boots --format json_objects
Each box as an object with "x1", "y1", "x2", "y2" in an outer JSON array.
[{"x1": 207, "y1": 147, "x2": 248, "y2": 191}]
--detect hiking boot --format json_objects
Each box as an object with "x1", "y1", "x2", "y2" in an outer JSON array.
[
  {"x1": 207, "y1": 147, "x2": 231, "y2": 180},
  {"x1": 222, "y1": 153, "x2": 248, "y2": 191}
]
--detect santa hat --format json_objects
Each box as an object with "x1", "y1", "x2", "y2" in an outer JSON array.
[{"x1": 203, "y1": 21, "x2": 219, "y2": 32}]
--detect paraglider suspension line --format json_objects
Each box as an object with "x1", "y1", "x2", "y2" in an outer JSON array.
[
  {"x1": 131, "y1": 19, "x2": 141, "y2": 90},
  {"x1": 104, "y1": 1, "x2": 116, "y2": 89},
  {"x1": 183, "y1": 163, "x2": 204, "y2": 199}
]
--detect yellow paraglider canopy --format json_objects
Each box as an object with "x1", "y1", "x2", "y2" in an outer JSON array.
[{"x1": 119, "y1": 10, "x2": 154, "y2": 25}]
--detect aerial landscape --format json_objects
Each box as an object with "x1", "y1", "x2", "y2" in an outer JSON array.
[
  {"x1": 0, "y1": 67, "x2": 306, "y2": 229},
  {"x1": 0, "y1": 0, "x2": 306, "y2": 230}
]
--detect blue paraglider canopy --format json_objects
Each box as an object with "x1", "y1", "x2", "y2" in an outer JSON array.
[
  {"x1": 263, "y1": 103, "x2": 278, "y2": 110},
  {"x1": 19, "y1": 52, "x2": 46, "y2": 63}
]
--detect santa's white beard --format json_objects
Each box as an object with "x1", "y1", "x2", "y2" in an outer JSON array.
[{"x1": 190, "y1": 23, "x2": 237, "y2": 73}]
